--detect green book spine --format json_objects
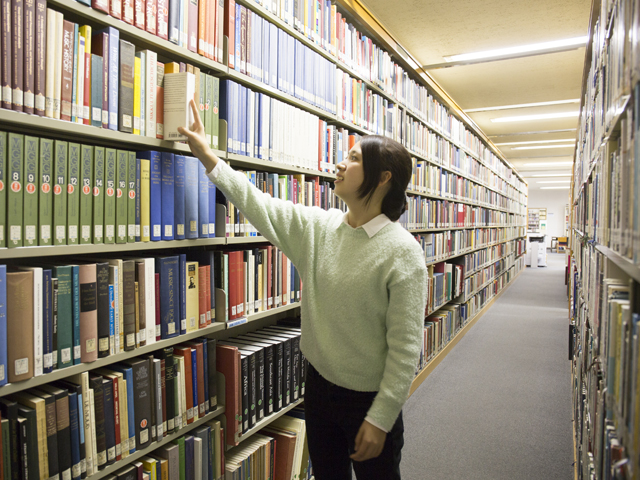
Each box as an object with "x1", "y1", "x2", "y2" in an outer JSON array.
[
  {"x1": 93, "y1": 147, "x2": 105, "y2": 244},
  {"x1": 127, "y1": 151, "x2": 136, "y2": 242},
  {"x1": 38, "y1": 138, "x2": 54, "y2": 246},
  {"x1": 8, "y1": 133, "x2": 24, "y2": 248},
  {"x1": 80, "y1": 145, "x2": 94, "y2": 244},
  {"x1": 104, "y1": 148, "x2": 116, "y2": 244},
  {"x1": 116, "y1": 150, "x2": 128, "y2": 243},
  {"x1": 171, "y1": 437, "x2": 185, "y2": 480},
  {"x1": 54, "y1": 265, "x2": 73, "y2": 368},
  {"x1": 205, "y1": 74, "x2": 213, "y2": 148},
  {"x1": 212, "y1": 76, "x2": 219, "y2": 150},
  {"x1": 23, "y1": 136, "x2": 39, "y2": 246},
  {"x1": 67, "y1": 143, "x2": 80, "y2": 245},
  {"x1": 0, "y1": 132, "x2": 6, "y2": 247},
  {"x1": 53, "y1": 140, "x2": 68, "y2": 246}
]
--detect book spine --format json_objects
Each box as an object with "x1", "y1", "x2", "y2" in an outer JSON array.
[
  {"x1": 158, "y1": 257, "x2": 178, "y2": 339},
  {"x1": 135, "y1": 157, "x2": 141, "y2": 241},
  {"x1": 173, "y1": 155, "x2": 185, "y2": 240},
  {"x1": 188, "y1": 0, "x2": 197, "y2": 52},
  {"x1": 140, "y1": 158, "x2": 150, "y2": 242},
  {"x1": 168, "y1": 0, "x2": 178, "y2": 44},
  {"x1": 101, "y1": 379, "x2": 115, "y2": 465},
  {"x1": 123, "y1": 261, "x2": 136, "y2": 351},
  {"x1": 60, "y1": 21, "x2": 74, "y2": 121},
  {"x1": 12, "y1": 0, "x2": 24, "y2": 112},
  {"x1": 36, "y1": 137, "x2": 52, "y2": 246},
  {"x1": 157, "y1": 0, "x2": 168, "y2": 39},
  {"x1": 53, "y1": 140, "x2": 67, "y2": 246},
  {"x1": 2, "y1": 0, "x2": 12, "y2": 110},
  {"x1": 156, "y1": 63, "x2": 164, "y2": 139},
  {"x1": 145, "y1": 51, "x2": 157, "y2": 139},
  {"x1": 90, "y1": 54, "x2": 102, "y2": 128},
  {"x1": 95, "y1": 263, "x2": 110, "y2": 358},
  {"x1": 122, "y1": 0, "x2": 133, "y2": 23},
  {"x1": 118, "y1": 40, "x2": 135, "y2": 134},
  {"x1": 71, "y1": 25, "x2": 78, "y2": 123},
  {"x1": 109, "y1": 0, "x2": 121, "y2": 19},
  {"x1": 23, "y1": 0, "x2": 35, "y2": 114},
  {"x1": 72, "y1": 265, "x2": 82, "y2": 364},
  {"x1": 134, "y1": 0, "x2": 144, "y2": 29},
  {"x1": 185, "y1": 157, "x2": 198, "y2": 239},
  {"x1": 179, "y1": 254, "x2": 186, "y2": 334},
  {"x1": 161, "y1": 152, "x2": 174, "y2": 241},
  {"x1": 131, "y1": 360, "x2": 151, "y2": 449},
  {"x1": 145, "y1": 0, "x2": 156, "y2": 35},
  {"x1": 22, "y1": 136, "x2": 38, "y2": 247},
  {"x1": 133, "y1": 57, "x2": 141, "y2": 135},
  {"x1": 79, "y1": 28, "x2": 91, "y2": 123},
  {"x1": 103, "y1": 148, "x2": 116, "y2": 244},
  {"x1": 127, "y1": 152, "x2": 136, "y2": 242},
  {"x1": 150, "y1": 151, "x2": 161, "y2": 241},
  {"x1": 79, "y1": 145, "x2": 93, "y2": 245},
  {"x1": 67, "y1": 393, "x2": 81, "y2": 480},
  {"x1": 198, "y1": 163, "x2": 209, "y2": 238},
  {"x1": 67, "y1": 143, "x2": 80, "y2": 245},
  {"x1": 115, "y1": 150, "x2": 128, "y2": 243},
  {"x1": 224, "y1": 0, "x2": 234, "y2": 68},
  {"x1": 8, "y1": 133, "x2": 23, "y2": 248},
  {"x1": 92, "y1": 147, "x2": 104, "y2": 243},
  {"x1": 107, "y1": 28, "x2": 119, "y2": 130}
]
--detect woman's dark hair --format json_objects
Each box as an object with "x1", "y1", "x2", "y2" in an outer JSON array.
[{"x1": 357, "y1": 135, "x2": 412, "y2": 222}]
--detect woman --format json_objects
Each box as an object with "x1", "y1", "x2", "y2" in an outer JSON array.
[{"x1": 179, "y1": 99, "x2": 428, "y2": 479}]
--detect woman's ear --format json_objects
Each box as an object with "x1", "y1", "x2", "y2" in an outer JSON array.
[{"x1": 379, "y1": 171, "x2": 392, "y2": 187}]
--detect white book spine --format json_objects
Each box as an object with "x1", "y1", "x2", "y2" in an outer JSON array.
[
  {"x1": 53, "y1": 11, "x2": 64, "y2": 119},
  {"x1": 145, "y1": 258, "x2": 156, "y2": 345},
  {"x1": 146, "y1": 51, "x2": 157, "y2": 139},
  {"x1": 76, "y1": 37, "x2": 85, "y2": 124},
  {"x1": 89, "y1": 388, "x2": 98, "y2": 473},
  {"x1": 45, "y1": 9, "x2": 56, "y2": 118},
  {"x1": 32, "y1": 268, "x2": 43, "y2": 376}
]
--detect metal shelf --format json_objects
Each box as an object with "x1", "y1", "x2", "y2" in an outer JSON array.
[
  {"x1": 226, "y1": 153, "x2": 337, "y2": 179},
  {"x1": 424, "y1": 236, "x2": 522, "y2": 267},
  {"x1": 595, "y1": 244, "x2": 640, "y2": 284},
  {"x1": 405, "y1": 188, "x2": 515, "y2": 213}
]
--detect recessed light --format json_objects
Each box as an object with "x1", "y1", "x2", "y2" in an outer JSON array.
[
  {"x1": 444, "y1": 36, "x2": 588, "y2": 63},
  {"x1": 537, "y1": 180, "x2": 571, "y2": 183},
  {"x1": 491, "y1": 112, "x2": 580, "y2": 123},
  {"x1": 513, "y1": 144, "x2": 575, "y2": 150},
  {"x1": 495, "y1": 139, "x2": 577, "y2": 146},
  {"x1": 531, "y1": 173, "x2": 572, "y2": 177},
  {"x1": 466, "y1": 100, "x2": 580, "y2": 113},
  {"x1": 524, "y1": 161, "x2": 574, "y2": 166},
  {"x1": 540, "y1": 186, "x2": 571, "y2": 189}
]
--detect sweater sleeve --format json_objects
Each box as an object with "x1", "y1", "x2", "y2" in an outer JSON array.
[
  {"x1": 366, "y1": 247, "x2": 428, "y2": 431},
  {"x1": 208, "y1": 160, "x2": 329, "y2": 268}
]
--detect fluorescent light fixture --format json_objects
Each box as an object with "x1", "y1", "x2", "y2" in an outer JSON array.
[
  {"x1": 491, "y1": 112, "x2": 580, "y2": 123},
  {"x1": 524, "y1": 162, "x2": 574, "y2": 167},
  {"x1": 495, "y1": 139, "x2": 576, "y2": 146},
  {"x1": 537, "y1": 180, "x2": 571, "y2": 183},
  {"x1": 540, "y1": 186, "x2": 571, "y2": 189},
  {"x1": 444, "y1": 36, "x2": 588, "y2": 63},
  {"x1": 531, "y1": 173, "x2": 572, "y2": 177},
  {"x1": 513, "y1": 144, "x2": 575, "y2": 150},
  {"x1": 466, "y1": 99, "x2": 580, "y2": 113}
]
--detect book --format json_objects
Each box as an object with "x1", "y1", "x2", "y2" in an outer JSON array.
[
  {"x1": 185, "y1": 157, "x2": 198, "y2": 239},
  {"x1": 53, "y1": 141, "x2": 67, "y2": 246},
  {"x1": 11, "y1": 0, "x2": 24, "y2": 112},
  {"x1": 0, "y1": 266, "x2": 5, "y2": 386},
  {"x1": 60, "y1": 20, "x2": 75, "y2": 121},
  {"x1": 92, "y1": 147, "x2": 105, "y2": 244},
  {"x1": 23, "y1": 136, "x2": 38, "y2": 247},
  {"x1": 118, "y1": 40, "x2": 135, "y2": 133},
  {"x1": 115, "y1": 150, "x2": 128, "y2": 243},
  {"x1": 6, "y1": 271, "x2": 34, "y2": 382},
  {"x1": 78, "y1": 264, "x2": 98, "y2": 363},
  {"x1": 156, "y1": 256, "x2": 179, "y2": 339},
  {"x1": 8, "y1": 133, "x2": 23, "y2": 248},
  {"x1": 121, "y1": 357, "x2": 152, "y2": 449},
  {"x1": 161, "y1": 152, "x2": 174, "y2": 240},
  {"x1": 8, "y1": 392, "x2": 48, "y2": 480},
  {"x1": 174, "y1": 155, "x2": 186, "y2": 240},
  {"x1": 103, "y1": 148, "x2": 116, "y2": 244},
  {"x1": 0, "y1": 132, "x2": 6, "y2": 248},
  {"x1": 90, "y1": 54, "x2": 103, "y2": 128},
  {"x1": 79, "y1": 25, "x2": 92, "y2": 125},
  {"x1": 127, "y1": 152, "x2": 137, "y2": 243},
  {"x1": 197, "y1": 163, "x2": 209, "y2": 238},
  {"x1": 156, "y1": 62, "x2": 165, "y2": 139},
  {"x1": 79, "y1": 145, "x2": 93, "y2": 245},
  {"x1": 185, "y1": 262, "x2": 198, "y2": 333},
  {"x1": 140, "y1": 151, "x2": 162, "y2": 242},
  {"x1": 35, "y1": 386, "x2": 71, "y2": 480},
  {"x1": 67, "y1": 143, "x2": 80, "y2": 245},
  {"x1": 163, "y1": 72, "x2": 195, "y2": 141}
]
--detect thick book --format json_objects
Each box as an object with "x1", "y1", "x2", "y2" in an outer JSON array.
[
  {"x1": 156, "y1": 256, "x2": 179, "y2": 339},
  {"x1": 139, "y1": 157, "x2": 150, "y2": 242},
  {"x1": 23, "y1": 137, "x2": 38, "y2": 246},
  {"x1": 52, "y1": 265, "x2": 72, "y2": 369},
  {"x1": 163, "y1": 72, "x2": 195, "y2": 141},
  {"x1": 61, "y1": 392, "x2": 80, "y2": 480},
  {"x1": 95, "y1": 27, "x2": 119, "y2": 130},
  {"x1": 51, "y1": 141, "x2": 67, "y2": 246},
  {"x1": 115, "y1": 150, "x2": 128, "y2": 244},
  {"x1": 0, "y1": 132, "x2": 6, "y2": 248},
  {"x1": 141, "y1": 51, "x2": 157, "y2": 139},
  {"x1": 15, "y1": 407, "x2": 38, "y2": 480},
  {"x1": 34, "y1": 386, "x2": 70, "y2": 480},
  {"x1": 0, "y1": 399, "x2": 19, "y2": 480},
  {"x1": 215, "y1": 344, "x2": 240, "y2": 445},
  {"x1": 173, "y1": 155, "x2": 186, "y2": 240},
  {"x1": 67, "y1": 144, "x2": 80, "y2": 245},
  {"x1": 154, "y1": 348, "x2": 175, "y2": 434},
  {"x1": 6, "y1": 271, "x2": 34, "y2": 382},
  {"x1": 8, "y1": 133, "x2": 24, "y2": 248},
  {"x1": 184, "y1": 157, "x2": 198, "y2": 239},
  {"x1": 11, "y1": 0, "x2": 24, "y2": 112},
  {"x1": 103, "y1": 148, "x2": 116, "y2": 244},
  {"x1": 90, "y1": 32, "x2": 108, "y2": 128},
  {"x1": 9, "y1": 392, "x2": 48, "y2": 480},
  {"x1": 79, "y1": 145, "x2": 93, "y2": 245},
  {"x1": 118, "y1": 40, "x2": 135, "y2": 133},
  {"x1": 156, "y1": 62, "x2": 165, "y2": 139},
  {"x1": 92, "y1": 147, "x2": 105, "y2": 244},
  {"x1": 185, "y1": 261, "x2": 198, "y2": 333},
  {"x1": 127, "y1": 152, "x2": 136, "y2": 242},
  {"x1": 122, "y1": 260, "x2": 136, "y2": 351},
  {"x1": 120, "y1": 357, "x2": 152, "y2": 449},
  {"x1": 197, "y1": 163, "x2": 209, "y2": 238},
  {"x1": 90, "y1": 54, "x2": 103, "y2": 128},
  {"x1": 161, "y1": 152, "x2": 174, "y2": 240},
  {"x1": 60, "y1": 20, "x2": 75, "y2": 121},
  {"x1": 155, "y1": 444, "x2": 179, "y2": 480},
  {"x1": 78, "y1": 264, "x2": 98, "y2": 363}
]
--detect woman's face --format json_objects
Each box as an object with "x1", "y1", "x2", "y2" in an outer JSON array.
[{"x1": 335, "y1": 142, "x2": 364, "y2": 202}]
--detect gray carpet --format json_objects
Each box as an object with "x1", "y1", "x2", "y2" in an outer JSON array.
[{"x1": 401, "y1": 253, "x2": 573, "y2": 480}]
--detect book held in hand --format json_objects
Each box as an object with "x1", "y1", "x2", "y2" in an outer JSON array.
[{"x1": 163, "y1": 73, "x2": 195, "y2": 141}]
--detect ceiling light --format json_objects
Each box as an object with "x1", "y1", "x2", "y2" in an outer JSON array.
[
  {"x1": 466, "y1": 99, "x2": 580, "y2": 113},
  {"x1": 531, "y1": 173, "x2": 572, "y2": 177},
  {"x1": 492, "y1": 112, "x2": 580, "y2": 123},
  {"x1": 537, "y1": 180, "x2": 572, "y2": 183},
  {"x1": 495, "y1": 139, "x2": 576, "y2": 146},
  {"x1": 540, "y1": 186, "x2": 571, "y2": 189},
  {"x1": 524, "y1": 162, "x2": 574, "y2": 167},
  {"x1": 444, "y1": 36, "x2": 588, "y2": 63},
  {"x1": 513, "y1": 144, "x2": 575, "y2": 150}
]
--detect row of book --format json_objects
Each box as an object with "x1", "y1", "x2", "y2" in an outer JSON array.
[
  {"x1": 399, "y1": 197, "x2": 523, "y2": 232},
  {"x1": 418, "y1": 304, "x2": 464, "y2": 371},
  {"x1": 413, "y1": 227, "x2": 522, "y2": 264},
  {"x1": 0, "y1": 343, "x2": 220, "y2": 480},
  {"x1": 462, "y1": 239, "x2": 525, "y2": 275},
  {"x1": 425, "y1": 261, "x2": 464, "y2": 313},
  {"x1": 462, "y1": 255, "x2": 517, "y2": 301}
]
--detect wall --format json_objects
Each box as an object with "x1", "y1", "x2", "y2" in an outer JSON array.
[{"x1": 527, "y1": 187, "x2": 570, "y2": 248}]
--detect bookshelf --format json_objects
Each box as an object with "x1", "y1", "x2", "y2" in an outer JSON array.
[
  {"x1": 0, "y1": 0, "x2": 528, "y2": 477},
  {"x1": 569, "y1": 0, "x2": 640, "y2": 478}
]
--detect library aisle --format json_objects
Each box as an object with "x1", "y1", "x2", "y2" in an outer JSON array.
[{"x1": 402, "y1": 253, "x2": 572, "y2": 479}]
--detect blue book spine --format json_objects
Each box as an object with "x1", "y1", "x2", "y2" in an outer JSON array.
[
  {"x1": 234, "y1": 4, "x2": 241, "y2": 72},
  {"x1": 179, "y1": 254, "x2": 187, "y2": 334},
  {"x1": 150, "y1": 151, "x2": 162, "y2": 241},
  {"x1": 112, "y1": 365, "x2": 136, "y2": 453},
  {"x1": 240, "y1": 85, "x2": 247, "y2": 156},
  {"x1": 208, "y1": 182, "x2": 216, "y2": 237},
  {"x1": 157, "y1": 256, "x2": 179, "y2": 339},
  {"x1": 96, "y1": 27, "x2": 120, "y2": 131},
  {"x1": 190, "y1": 349, "x2": 198, "y2": 418},
  {"x1": 108, "y1": 285, "x2": 114, "y2": 349},
  {"x1": 270, "y1": 23, "x2": 278, "y2": 88},
  {"x1": 135, "y1": 157, "x2": 141, "y2": 242},
  {"x1": 184, "y1": 157, "x2": 199, "y2": 239},
  {"x1": 174, "y1": 155, "x2": 186, "y2": 240},
  {"x1": 102, "y1": 379, "x2": 116, "y2": 465},
  {"x1": 232, "y1": 82, "x2": 239, "y2": 155},
  {"x1": 72, "y1": 265, "x2": 81, "y2": 364},
  {"x1": 0, "y1": 265, "x2": 5, "y2": 385},
  {"x1": 253, "y1": 92, "x2": 260, "y2": 159},
  {"x1": 198, "y1": 162, "x2": 209, "y2": 238},
  {"x1": 263, "y1": 20, "x2": 269, "y2": 92},
  {"x1": 168, "y1": 0, "x2": 180, "y2": 44},
  {"x1": 161, "y1": 152, "x2": 175, "y2": 240},
  {"x1": 68, "y1": 391, "x2": 81, "y2": 480},
  {"x1": 42, "y1": 269, "x2": 53, "y2": 375},
  {"x1": 185, "y1": 436, "x2": 194, "y2": 480},
  {"x1": 257, "y1": 94, "x2": 263, "y2": 159},
  {"x1": 201, "y1": 339, "x2": 209, "y2": 412}
]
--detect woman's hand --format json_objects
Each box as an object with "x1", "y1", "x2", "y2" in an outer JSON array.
[
  {"x1": 349, "y1": 420, "x2": 387, "y2": 462},
  {"x1": 177, "y1": 99, "x2": 218, "y2": 173}
]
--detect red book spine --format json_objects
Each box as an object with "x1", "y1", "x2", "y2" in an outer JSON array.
[
  {"x1": 134, "y1": 0, "x2": 145, "y2": 31},
  {"x1": 145, "y1": 0, "x2": 156, "y2": 35},
  {"x1": 110, "y1": 0, "x2": 122, "y2": 19},
  {"x1": 187, "y1": 0, "x2": 197, "y2": 52},
  {"x1": 23, "y1": 0, "x2": 34, "y2": 114},
  {"x1": 198, "y1": 266, "x2": 206, "y2": 328},
  {"x1": 92, "y1": 0, "x2": 109, "y2": 14},
  {"x1": 223, "y1": 0, "x2": 234, "y2": 68},
  {"x1": 237, "y1": 251, "x2": 244, "y2": 317},
  {"x1": 111, "y1": 376, "x2": 122, "y2": 461},
  {"x1": 215, "y1": 0, "x2": 222, "y2": 63},
  {"x1": 122, "y1": 0, "x2": 134, "y2": 24},
  {"x1": 227, "y1": 252, "x2": 236, "y2": 319},
  {"x1": 156, "y1": 0, "x2": 167, "y2": 40},
  {"x1": 197, "y1": 0, "x2": 206, "y2": 57},
  {"x1": 60, "y1": 20, "x2": 74, "y2": 121},
  {"x1": 1, "y1": 0, "x2": 12, "y2": 110},
  {"x1": 205, "y1": 265, "x2": 211, "y2": 325},
  {"x1": 11, "y1": 0, "x2": 24, "y2": 112},
  {"x1": 155, "y1": 272, "x2": 160, "y2": 341},
  {"x1": 281, "y1": 254, "x2": 287, "y2": 306}
]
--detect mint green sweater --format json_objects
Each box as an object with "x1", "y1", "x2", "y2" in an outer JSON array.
[{"x1": 209, "y1": 161, "x2": 428, "y2": 431}]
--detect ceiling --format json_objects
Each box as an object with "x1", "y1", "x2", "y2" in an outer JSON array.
[{"x1": 359, "y1": 0, "x2": 592, "y2": 191}]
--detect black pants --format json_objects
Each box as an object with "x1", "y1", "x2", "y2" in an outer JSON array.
[{"x1": 304, "y1": 363, "x2": 404, "y2": 480}]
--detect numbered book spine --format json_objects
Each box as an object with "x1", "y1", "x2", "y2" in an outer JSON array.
[
  {"x1": 53, "y1": 141, "x2": 68, "y2": 246},
  {"x1": 150, "y1": 151, "x2": 162, "y2": 241},
  {"x1": 80, "y1": 145, "x2": 93, "y2": 245},
  {"x1": 23, "y1": 136, "x2": 39, "y2": 246},
  {"x1": 67, "y1": 143, "x2": 80, "y2": 245},
  {"x1": 127, "y1": 152, "x2": 136, "y2": 242},
  {"x1": 174, "y1": 155, "x2": 185, "y2": 240},
  {"x1": 38, "y1": 138, "x2": 53, "y2": 246},
  {"x1": 116, "y1": 150, "x2": 128, "y2": 243},
  {"x1": 104, "y1": 148, "x2": 116, "y2": 244},
  {"x1": 135, "y1": 157, "x2": 141, "y2": 241},
  {"x1": 92, "y1": 147, "x2": 105, "y2": 244},
  {"x1": 8, "y1": 133, "x2": 24, "y2": 247},
  {"x1": 161, "y1": 152, "x2": 174, "y2": 240}
]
